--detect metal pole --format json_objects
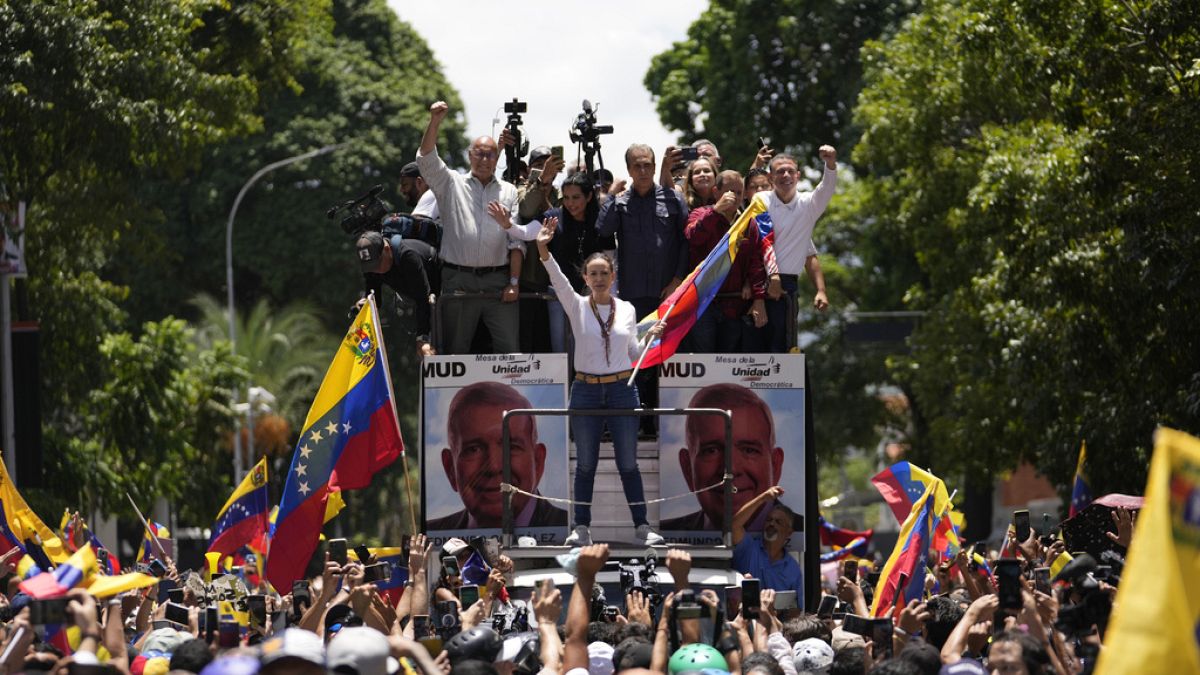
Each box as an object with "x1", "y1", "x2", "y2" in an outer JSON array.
[
  {"x1": 226, "y1": 143, "x2": 346, "y2": 482},
  {"x1": 0, "y1": 277, "x2": 14, "y2": 484}
]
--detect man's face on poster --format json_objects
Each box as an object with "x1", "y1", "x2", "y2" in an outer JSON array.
[
  {"x1": 680, "y1": 402, "x2": 784, "y2": 528},
  {"x1": 442, "y1": 402, "x2": 545, "y2": 527}
]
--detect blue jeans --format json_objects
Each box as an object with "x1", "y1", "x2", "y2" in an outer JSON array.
[
  {"x1": 569, "y1": 380, "x2": 646, "y2": 527},
  {"x1": 547, "y1": 298, "x2": 571, "y2": 354}
]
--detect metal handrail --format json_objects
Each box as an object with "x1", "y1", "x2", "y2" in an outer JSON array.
[{"x1": 500, "y1": 407, "x2": 734, "y2": 548}]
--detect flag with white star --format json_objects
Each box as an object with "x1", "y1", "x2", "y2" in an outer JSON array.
[
  {"x1": 208, "y1": 457, "x2": 270, "y2": 557},
  {"x1": 871, "y1": 461, "x2": 962, "y2": 557},
  {"x1": 265, "y1": 294, "x2": 404, "y2": 591}
]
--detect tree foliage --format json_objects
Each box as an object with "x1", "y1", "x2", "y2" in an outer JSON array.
[
  {"x1": 852, "y1": 0, "x2": 1200, "y2": 494},
  {"x1": 644, "y1": 0, "x2": 917, "y2": 169}
]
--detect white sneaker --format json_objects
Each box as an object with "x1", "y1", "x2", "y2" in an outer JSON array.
[
  {"x1": 565, "y1": 525, "x2": 592, "y2": 547},
  {"x1": 636, "y1": 524, "x2": 665, "y2": 546}
]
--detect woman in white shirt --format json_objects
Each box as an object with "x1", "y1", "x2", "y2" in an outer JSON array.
[{"x1": 535, "y1": 220, "x2": 665, "y2": 546}]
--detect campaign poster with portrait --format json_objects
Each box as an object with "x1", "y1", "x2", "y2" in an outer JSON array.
[
  {"x1": 658, "y1": 354, "x2": 806, "y2": 548},
  {"x1": 422, "y1": 354, "x2": 569, "y2": 547}
]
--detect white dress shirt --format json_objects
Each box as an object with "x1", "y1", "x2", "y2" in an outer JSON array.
[
  {"x1": 542, "y1": 254, "x2": 644, "y2": 375},
  {"x1": 416, "y1": 149, "x2": 520, "y2": 267},
  {"x1": 763, "y1": 167, "x2": 837, "y2": 274}
]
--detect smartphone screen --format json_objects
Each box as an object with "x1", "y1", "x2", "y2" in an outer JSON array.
[
  {"x1": 204, "y1": 607, "x2": 218, "y2": 643},
  {"x1": 871, "y1": 619, "x2": 894, "y2": 659},
  {"x1": 442, "y1": 555, "x2": 460, "y2": 578},
  {"x1": 741, "y1": 578, "x2": 760, "y2": 620},
  {"x1": 551, "y1": 146, "x2": 564, "y2": 160},
  {"x1": 412, "y1": 614, "x2": 430, "y2": 637},
  {"x1": 328, "y1": 539, "x2": 348, "y2": 566},
  {"x1": 1014, "y1": 510, "x2": 1031, "y2": 543},
  {"x1": 292, "y1": 581, "x2": 311, "y2": 611},
  {"x1": 459, "y1": 584, "x2": 480, "y2": 607},
  {"x1": 817, "y1": 595, "x2": 838, "y2": 619},
  {"x1": 148, "y1": 559, "x2": 167, "y2": 578},
  {"x1": 218, "y1": 621, "x2": 240, "y2": 648},
  {"x1": 996, "y1": 558, "x2": 1023, "y2": 610},
  {"x1": 164, "y1": 602, "x2": 190, "y2": 626},
  {"x1": 30, "y1": 598, "x2": 69, "y2": 625},
  {"x1": 167, "y1": 588, "x2": 185, "y2": 604},
  {"x1": 247, "y1": 595, "x2": 267, "y2": 629},
  {"x1": 724, "y1": 586, "x2": 742, "y2": 621},
  {"x1": 680, "y1": 147, "x2": 700, "y2": 162},
  {"x1": 842, "y1": 614, "x2": 871, "y2": 637},
  {"x1": 844, "y1": 560, "x2": 858, "y2": 583},
  {"x1": 1033, "y1": 567, "x2": 1051, "y2": 594},
  {"x1": 364, "y1": 563, "x2": 391, "y2": 584},
  {"x1": 354, "y1": 544, "x2": 373, "y2": 565},
  {"x1": 773, "y1": 590, "x2": 798, "y2": 611}
]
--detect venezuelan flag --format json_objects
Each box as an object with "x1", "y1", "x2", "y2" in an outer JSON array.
[
  {"x1": 871, "y1": 462, "x2": 961, "y2": 556},
  {"x1": 136, "y1": 520, "x2": 170, "y2": 563},
  {"x1": 59, "y1": 510, "x2": 120, "y2": 575},
  {"x1": 819, "y1": 536, "x2": 870, "y2": 563},
  {"x1": 265, "y1": 295, "x2": 404, "y2": 590},
  {"x1": 20, "y1": 546, "x2": 97, "y2": 598},
  {"x1": 350, "y1": 546, "x2": 408, "y2": 606},
  {"x1": 0, "y1": 459, "x2": 68, "y2": 566},
  {"x1": 870, "y1": 482, "x2": 936, "y2": 618},
  {"x1": 208, "y1": 457, "x2": 270, "y2": 557},
  {"x1": 1069, "y1": 440, "x2": 1093, "y2": 518},
  {"x1": 634, "y1": 194, "x2": 768, "y2": 367},
  {"x1": 818, "y1": 515, "x2": 874, "y2": 549},
  {"x1": 1096, "y1": 428, "x2": 1200, "y2": 674}
]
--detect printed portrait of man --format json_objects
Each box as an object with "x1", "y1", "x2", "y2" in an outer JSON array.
[
  {"x1": 660, "y1": 383, "x2": 785, "y2": 532},
  {"x1": 427, "y1": 381, "x2": 567, "y2": 530}
]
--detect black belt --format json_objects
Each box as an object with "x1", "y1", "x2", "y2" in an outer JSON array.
[{"x1": 442, "y1": 262, "x2": 508, "y2": 275}]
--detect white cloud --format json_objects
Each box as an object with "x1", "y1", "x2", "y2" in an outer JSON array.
[{"x1": 387, "y1": 0, "x2": 707, "y2": 180}]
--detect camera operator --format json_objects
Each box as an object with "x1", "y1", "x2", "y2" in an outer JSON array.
[
  {"x1": 355, "y1": 231, "x2": 438, "y2": 357},
  {"x1": 417, "y1": 101, "x2": 523, "y2": 354},
  {"x1": 398, "y1": 161, "x2": 439, "y2": 221}
]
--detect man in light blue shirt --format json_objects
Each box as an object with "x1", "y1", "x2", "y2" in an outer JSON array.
[{"x1": 731, "y1": 485, "x2": 804, "y2": 607}]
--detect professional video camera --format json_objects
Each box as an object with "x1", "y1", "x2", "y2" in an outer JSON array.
[
  {"x1": 327, "y1": 185, "x2": 442, "y2": 249},
  {"x1": 502, "y1": 98, "x2": 530, "y2": 183},
  {"x1": 1053, "y1": 554, "x2": 1114, "y2": 638},
  {"x1": 569, "y1": 99, "x2": 613, "y2": 145},
  {"x1": 327, "y1": 184, "x2": 393, "y2": 237}
]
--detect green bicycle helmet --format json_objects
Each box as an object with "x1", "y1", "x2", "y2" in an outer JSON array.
[{"x1": 668, "y1": 644, "x2": 729, "y2": 674}]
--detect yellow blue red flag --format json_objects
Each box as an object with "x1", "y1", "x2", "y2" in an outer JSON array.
[
  {"x1": 0, "y1": 458, "x2": 67, "y2": 567},
  {"x1": 1095, "y1": 428, "x2": 1200, "y2": 673},
  {"x1": 265, "y1": 294, "x2": 404, "y2": 590},
  {"x1": 635, "y1": 194, "x2": 767, "y2": 367},
  {"x1": 208, "y1": 457, "x2": 269, "y2": 556}
]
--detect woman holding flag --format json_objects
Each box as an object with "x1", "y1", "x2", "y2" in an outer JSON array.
[{"x1": 535, "y1": 220, "x2": 666, "y2": 547}]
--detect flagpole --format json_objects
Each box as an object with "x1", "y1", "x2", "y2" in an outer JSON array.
[
  {"x1": 125, "y1": 493, "x2": 169, "y2": 562},
  {"x1": 626, "y1": 301, "x2": 676, "y2": 388},
  {"x1": 367, "y1": 293, "x2": 418, "y2": 535}
]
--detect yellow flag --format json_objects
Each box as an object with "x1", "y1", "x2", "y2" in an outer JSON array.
[
  {"x1": 1095, "y1": 428, "x2": 1200, "y2": 673},
  {"x1": 86, "y1": 572, "x2": 159, "y2": 598},
  {"x1": 323, "y1": 489, "x2": 345, "y2": 523}
]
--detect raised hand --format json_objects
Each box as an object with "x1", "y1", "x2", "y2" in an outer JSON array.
[
  {"x1": 487, "y1": 200, "x2": 512, "y2": 229},
  {"x1": 575, "y1": 544, "x2": 609, "y2": 580},
  {"x1": 1106, "y1": 507, "x2": 1135, "y2": 548},
  {"x1": 429, "y1": 101, "x2": 449, "y2": 122},
  {"x1": 536, "y1": 219, "x2": 558, "y2": 248},
  {"x1": 818, "y1": 145, "x2": 837, "y2": 169}
]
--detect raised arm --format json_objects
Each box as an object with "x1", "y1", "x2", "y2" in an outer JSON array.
[
  {"x1": 565, "y1": 545, "x2": 609, "y2": 671},
  {"x1": 419, "y1": 101, "x2": 449, "y2": 157},
  {"x1": 732, "y1": 486, "x2": 784, "y2": 545}
]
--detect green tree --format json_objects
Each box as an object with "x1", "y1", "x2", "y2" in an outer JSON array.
[
  {"x1": 191, "y1": 294, "x2": 334, "y2": 431},
  {"x1": 644, "y1": 0, "x2": 917, "y2": 169},
  {"x1": 850, "y1": 0, "x2": 1200, "y2": 496},
  {"x1": 38, "y1": 318, "x2": 244, "y2": 523}
]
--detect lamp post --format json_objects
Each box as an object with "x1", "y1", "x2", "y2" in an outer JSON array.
[{"x1": 226, "y1": 143, "x2": 346, "y2": 482}]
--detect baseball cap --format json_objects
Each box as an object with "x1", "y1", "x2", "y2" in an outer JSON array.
[
  {"x1": 442, "y1": 537, "x2": 470, "y2": 556},
  {"x1": 791, "y1": 637, "x2": 834, "y2": 675},
  {"x1": 830, "y1": 627, "x2": 866, "y2": 652},
  {"x1": 142, "y1": 627, "x2": 190, "y2": 655},
  {"x1": 528, "y1": 146, "x2": 552, "y2": 165},
  {"x1": 259, "y1": 627, "x2": 325, "y2": 668},
  {"x1": 328, "y1": 626, "x2": 397, "y2": 675},
  {"x1": 399, "y1": 162, "x2": 421, "y2": 178},
  {"x1": 588, "y1": 641, "x2": 615, "y2": 675},
  {"x1": 356, "y1": 231, "x2": 386, "y2": 273}
]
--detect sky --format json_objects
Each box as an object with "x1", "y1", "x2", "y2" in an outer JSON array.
[{"x1": 387, "y1": 0, "x2": 708, "y2": 177}]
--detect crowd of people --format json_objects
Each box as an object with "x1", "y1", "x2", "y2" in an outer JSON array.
[
  {"x1": 0, "y1": 508, "x2": 1129, "y2": 675},
  {"x1": 357, "y1": 101, "x2": 837, "y2": 359}
]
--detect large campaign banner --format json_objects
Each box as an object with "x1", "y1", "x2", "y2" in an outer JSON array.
[
  {"x1": 422, "y1": 354, "x2": 570, "y2": 547},
  {"x1": 658, "y1": 354, "x2": 806, "y2": 548}
]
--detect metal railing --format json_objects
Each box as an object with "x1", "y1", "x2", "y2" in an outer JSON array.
[
  {"x1": 429, "y1": 291, "x2": 798, "y2": 354},
  {"x1": 500, "y1": 407, "x2": 734, "y2": 548}
]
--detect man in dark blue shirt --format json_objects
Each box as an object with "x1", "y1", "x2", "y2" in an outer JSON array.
[
  {"x1": 597, "y1": 144, "x2": 689, "y2": 431},
  {"x1": 731, "y1": 485, "x2": 804, "y2": 607}
]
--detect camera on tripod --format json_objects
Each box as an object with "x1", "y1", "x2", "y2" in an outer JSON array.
[
  {"x1": 327, "y1": 185, "x2": 392, "y2": 237},
  {"x1": 569, "y1": 100, "x2": 613, "y2": 145},
  {"x1": 502, "y1": 98, "x2": 530, "y2": 183}
]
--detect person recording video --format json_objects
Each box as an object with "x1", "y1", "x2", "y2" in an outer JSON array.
[{"x1": 355, "y1": 231, "x2": 438, "y2": 357}]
